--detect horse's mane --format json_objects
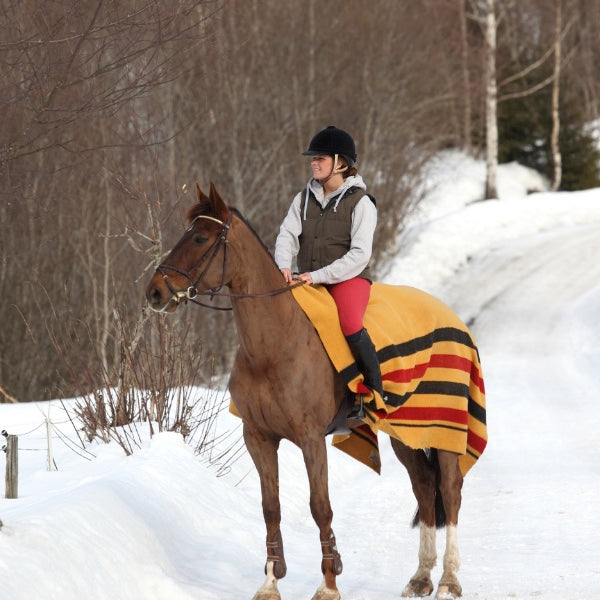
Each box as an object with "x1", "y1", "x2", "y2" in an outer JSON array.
[{"x1": 186, "y1": 202, "x2": 280, "y2": 269}]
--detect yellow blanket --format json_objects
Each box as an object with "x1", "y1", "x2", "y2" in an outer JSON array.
[{"x1": 291, "y1": 283, "x2": 487, "y2": 476}]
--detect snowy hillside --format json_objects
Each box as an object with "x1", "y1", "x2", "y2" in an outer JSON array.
[{"x1": 2, "y1": 151, "x2": 600, "y2": 599}]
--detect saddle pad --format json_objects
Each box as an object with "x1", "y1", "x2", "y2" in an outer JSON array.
[{"x1": 291, "y1": 283, "x2": 487, "y2": 476}]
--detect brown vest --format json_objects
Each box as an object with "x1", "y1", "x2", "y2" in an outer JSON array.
[{"x1": 297, "y1": 186, "x2": 374, "y2": 282}]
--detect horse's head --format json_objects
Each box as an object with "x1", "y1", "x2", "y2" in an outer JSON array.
[{"x1": 146, "y1": 183, "x2": 234, "y2": 313}]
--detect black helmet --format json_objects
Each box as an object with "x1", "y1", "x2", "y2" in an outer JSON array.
[{"x1": 302, "y1": 125, "x2": 357, "y2": 167}]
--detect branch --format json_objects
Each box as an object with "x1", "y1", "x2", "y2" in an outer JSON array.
[
  {"x1": 0, "y1": 385, "x2": 19, "y2": 404},
  {"x1": 498, "y1": 15, "x2": 577, "y2": 90},
  {"x1": 498, "y1": 73, "x2": 555, "y2": 102}
]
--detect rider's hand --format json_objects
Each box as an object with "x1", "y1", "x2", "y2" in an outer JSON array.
[
  {"x1": 297, "y1": 272, "x2": 313, "y2": 285},
  {"x1": 280, "y1": 268, "x2": 293, "y2": 284}
]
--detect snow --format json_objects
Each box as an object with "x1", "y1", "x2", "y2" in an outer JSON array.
[{"x1": 2, "y1": 150, "x2": 600, "y2": 599}]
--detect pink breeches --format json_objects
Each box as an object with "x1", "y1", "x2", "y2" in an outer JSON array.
[{"x1": 327, "y1": 277, "x2": 371, "y2": 337}]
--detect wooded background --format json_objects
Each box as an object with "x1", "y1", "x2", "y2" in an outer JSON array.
[{"x1": 2, "y1": 0, "x2": 599, "y2": 403}]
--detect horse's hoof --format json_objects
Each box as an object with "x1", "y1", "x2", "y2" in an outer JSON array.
[
  {"x1": 435, "y1": 582, "x2": 462, "y2": 599},
  {"x1": 401, "y1": 577, "x2": 434, "y2": 597},
  {"x1": 311, "y1": 581, "x2": 341, "y2": 600},
  {"x1": 311, "y1": 591, "x2": 340, "y2": 600},
  {"x1": 252, "y1": 592, "x2": 281, "y2": 600}
]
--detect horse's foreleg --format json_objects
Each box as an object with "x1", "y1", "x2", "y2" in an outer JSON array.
[
  {"x1": 244, "y1": 425, "x2": 286, "y2": 600},
  {"x1": 390, "y1": 438, "x2": 437, "y2": 598},
  {"x1": 435, "y1": 450, "x2": 463, "y2": 600},
  {"x1": 301, "y1": 436, "x2": 342, "y2": 600}
]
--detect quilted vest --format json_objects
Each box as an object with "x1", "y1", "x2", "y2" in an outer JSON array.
[{"x1": 297, "y1": 186, "x2": 374, "y2": 281}]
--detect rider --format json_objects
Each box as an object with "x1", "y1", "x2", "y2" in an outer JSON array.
[{"x1": 274, "y1": 125, "x2": 384, "y2": 420}]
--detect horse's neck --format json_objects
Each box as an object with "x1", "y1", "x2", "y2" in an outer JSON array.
[{"x1": 228, "y1": 220, "x2": 309, "y2": 363}]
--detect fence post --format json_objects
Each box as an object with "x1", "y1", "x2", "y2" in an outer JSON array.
[
  {"x1": 2, "y1": 430, "x2": 18, "y2": 499},
  {"x1": 46, "y1": 415, "x2": 56, "y2": 472}
]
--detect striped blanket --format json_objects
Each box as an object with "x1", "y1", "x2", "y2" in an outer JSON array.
[{"x1": 291, "y1": 283, "x2": 487, "y2": 476}]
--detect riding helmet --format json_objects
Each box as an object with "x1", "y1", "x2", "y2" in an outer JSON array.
[{"x1": 302, "y1": 125, "x2": 357, "y2": 167}]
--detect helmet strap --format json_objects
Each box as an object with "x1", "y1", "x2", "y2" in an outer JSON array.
[{"x1": 332, "y1": 153, "x2": 349, "y2": 175}]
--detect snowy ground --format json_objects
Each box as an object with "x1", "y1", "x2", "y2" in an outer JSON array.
[{"x1": 2, "y1": 150, "x2": 600, "y2": 599}]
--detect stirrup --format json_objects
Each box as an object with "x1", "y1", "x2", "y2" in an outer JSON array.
[{"x1": 347, "y1": 394, "x2": 365, "y2": 427}]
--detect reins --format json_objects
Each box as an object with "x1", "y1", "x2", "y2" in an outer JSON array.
[{"x1": 157, "y1": 213, "x2": 303, "y2": 311}]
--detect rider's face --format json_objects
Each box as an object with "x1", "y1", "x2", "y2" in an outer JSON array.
[{"x1": 310, "y1": 155, "x2": 334, "y2": 180}]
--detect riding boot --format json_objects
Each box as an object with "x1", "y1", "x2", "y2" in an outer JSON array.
[{"x1": 345, "y1": 328, "x2": 385, "y2": 422}]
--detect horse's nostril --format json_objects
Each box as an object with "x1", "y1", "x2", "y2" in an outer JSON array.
[{"x1": 148, "y1": 286, "x2": 162, "y2": 306}]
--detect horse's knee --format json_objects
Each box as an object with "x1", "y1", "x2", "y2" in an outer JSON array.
[
  {"x1": 309, "y1": 497, "x2": 333, "y2": 526},
  {"x1": 262, "y1": 503, "x2": 281, "y2": 526}
]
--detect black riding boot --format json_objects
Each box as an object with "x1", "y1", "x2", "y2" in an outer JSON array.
[{"x1": 345, "y1": 328, "x2": 384, "y2": 422}]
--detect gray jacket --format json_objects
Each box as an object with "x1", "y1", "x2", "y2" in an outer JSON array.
[{"x1": 274, "y1": 174, "x2": 377, "y2": 285}]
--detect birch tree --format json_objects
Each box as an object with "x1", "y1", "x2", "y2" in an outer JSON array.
[
  {"x1": 458, "y1": 0, "x2": 473, "y2": 154},
  {"x1": 550, "y1": 0, "x2": 563, "y2": 191},
  {"x1": 485, "y1": 0, "x2": 499, "y2": 199}
]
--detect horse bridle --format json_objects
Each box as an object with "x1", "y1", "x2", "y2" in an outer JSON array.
[{"x1": 156, "y1": 213, "x2": 302, "y2": 311}]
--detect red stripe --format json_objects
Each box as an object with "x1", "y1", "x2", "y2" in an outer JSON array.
[
  {"x1": 384, "y1": 354, "x2": 485, "y2": 394},
  {"x1": 470, "y1": 362, "x2": 485, "y2": 394},
  {"x1": 430, "y1": 353, "x2": 470, "y2": 370},
  {"x1": 467, "y1": 429, "x2": 487, "y2": 455},
  {"x1": 384, "y1": 361, "x2": 429, "y2": 383},
  {"x1": 376, "y1": 405, "x2": 468, "y2": 426}
]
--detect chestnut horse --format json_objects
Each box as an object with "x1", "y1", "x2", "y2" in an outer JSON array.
[{"x1": 146, "y1": 184, "x2": 478, "y2": 600}]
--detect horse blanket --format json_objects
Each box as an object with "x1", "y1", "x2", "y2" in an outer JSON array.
[{"x1": 291, "y1": 283, "x2": 487, "y2": 476}]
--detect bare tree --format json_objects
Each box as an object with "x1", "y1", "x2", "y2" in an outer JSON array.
[
  {"x1": 550, "y1": 0, "x2": 563, "y2": 191},
  {"x1": 459, "y1": 0, "x2": 473, "y2": 154},
  {"x1": 0, "y1": 0, "x2": 222, "y2": 401},
  {"x1": 485, "y1": 0, "x2": 499, "y2": 199},
  {"x1": 2, "y1": 0, "x2": 600, "y2": 403}
]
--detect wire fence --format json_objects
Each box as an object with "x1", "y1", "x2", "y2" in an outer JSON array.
[
  {"x1": 2, "y1": 415, "x2": 94, "y2": 460},
  {"x1": 2, "y1": 393, "x2": 247, "y2": 499},
  {"x1": 2, "y1": 403, "x2": 99, "y2": 498}
]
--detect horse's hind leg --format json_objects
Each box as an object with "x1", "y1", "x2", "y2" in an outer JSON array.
[
  {"x1": 301, "y1": 436, "x2": 342, "y2": 600},
  {"x1": 436, "y1": 450, "x2": 463, "y2": 599},
  {"x1": 390, "y1": 438, "x2": 437, "y2": 598},
  {"x1": 243, "y1": 425, "x2": 286, "y2": 600}
]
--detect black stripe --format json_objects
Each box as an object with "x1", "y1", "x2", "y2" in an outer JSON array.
[
  {"x1": 413, "y1": 380, "x2": 470, "y2": 398},
  {"x1": 339, "y1": 326, "x2": 477, "y2": 384},
  {"x1": 468, "y1": 396, "x2": 487, "y2": 425},
  {"x1": 378, "y1": 327, "x2": 477, "y2": 363},
  {"x1": 348, "y1": 426, "x2": 379, "y2": 452},
  {"x1": 371, "y1": 380, "x2": 471, "y2": 409}
]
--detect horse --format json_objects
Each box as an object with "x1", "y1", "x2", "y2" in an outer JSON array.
[{"x1": 145, "y1": 183, "x2": 486, "y2": 600}]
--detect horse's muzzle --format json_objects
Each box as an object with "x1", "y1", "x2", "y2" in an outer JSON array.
[{"x1": 146, "y1": 276, "x2": 180, "y2": 313}]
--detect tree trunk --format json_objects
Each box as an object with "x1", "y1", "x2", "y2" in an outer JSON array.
[
  {"x1": 459, "y1": 0, "x2": 472, "y2": 155},
  {"x1": 485, "y1": 0, "x2": 498, "y2": 200},
  {"x1": 551, "y1": 0, "x2": 563, "y2": 192}
]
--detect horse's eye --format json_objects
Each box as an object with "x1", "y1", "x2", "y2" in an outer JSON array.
[{"x1": 194, "y1": 234, "x2": 208, "y2": 245}]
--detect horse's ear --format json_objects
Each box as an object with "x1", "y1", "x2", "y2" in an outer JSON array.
[
  {"x1": 208, "y1": 182, "x2": 230, "y2": 221},
  {"x1": 195, "y1": 183, "x2": 208, "y2": 203}
]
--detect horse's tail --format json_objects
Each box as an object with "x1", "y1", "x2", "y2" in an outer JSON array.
[{"x1": 411, "y1": 448, "x2": 447, "y2": 529}]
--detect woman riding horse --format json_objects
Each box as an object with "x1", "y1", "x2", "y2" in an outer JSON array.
[
  {"x1": 145, "y1": 180, "x2": 486, "y2": 600},
  {"x1": 275, "y1": 126, "x2": 384, "y2": 421}
]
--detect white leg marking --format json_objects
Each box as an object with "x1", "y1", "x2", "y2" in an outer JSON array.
[
  {"x1": 443, "y1": 524, "x2": 460, "y2": 576},
  {"x1": 402, "y1": 523, "x2": 437, "y2": 596},
  {"x1": 436, "y1": 524, "x2": 462, "y2": 599},
  {"x1": 254, "y1": 561, "x2": 279, "y2": 597},
  {"x1": 312, "y1": 578, "x2": 341, "y2": 600},
  {"x1": 416, "y1": 523, "x2": 437, "y2": 577}
]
